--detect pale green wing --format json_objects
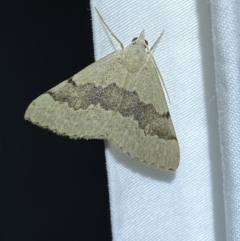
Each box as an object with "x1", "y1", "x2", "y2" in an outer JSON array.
[{"x1": 25, "y1": 49, "x2": 179, "y2": 170}]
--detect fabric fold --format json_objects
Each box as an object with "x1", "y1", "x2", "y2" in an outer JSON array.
[
  {"x1": 211, "y1": 1, "x2": 240, "y2": 240},
  {"x1": 91, "y1": 1, "x2": 226, "y2": 240}
]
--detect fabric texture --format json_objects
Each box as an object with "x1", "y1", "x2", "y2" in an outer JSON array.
[
  {"x1": 90, "y1": 0, "x2": 226, "y2": 240},
  {"x1": 211, "y1": 1, "x2": 240, "y2": 241}
]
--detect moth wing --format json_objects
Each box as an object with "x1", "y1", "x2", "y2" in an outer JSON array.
[
  {"x1": 25, "y1": 50, "x2": 179, "y2": 170},
  {"x1": 24, "y1": 50, "x2": 127, "y2": 139},
  {"x1": 106, "y1": 58, "x2": 180, "y2": 170}
]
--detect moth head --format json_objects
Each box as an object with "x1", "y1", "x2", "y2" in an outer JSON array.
[
  {"x1": 125, "y1": 30, "x2": 149, "y2": 73},
  {"x1": 131, "y1": 30, "x2": 148, "y2": 48}
]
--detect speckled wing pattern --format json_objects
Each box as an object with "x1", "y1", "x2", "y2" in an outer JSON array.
[{"x1": 24, "y1": 31, "x2": 180, "y2": 171}]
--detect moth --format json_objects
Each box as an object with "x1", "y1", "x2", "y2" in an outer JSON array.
[{"x1": 24, "y1": 8, "x2": 180, "y2": 171}]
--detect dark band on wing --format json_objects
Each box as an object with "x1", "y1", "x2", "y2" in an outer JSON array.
[{"x1": 47, "y1": 78, "x2": 176, "y2": 140}]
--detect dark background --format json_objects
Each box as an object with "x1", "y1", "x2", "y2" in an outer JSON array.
[{"x1": 1, "y1": 0, "x2": 112, "y2": 240}]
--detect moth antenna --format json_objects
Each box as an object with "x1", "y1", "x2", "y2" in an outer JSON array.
[
  {"x1": 146, "y1": 41, "x2": 171, "y2": 104},
  {"x1": 150, "y1": 30, "x2": 164, "y2": 52},
  {"x1": 95, "y1": 7, "x2": 124, "y2": 49},
  {"x1": 155, "y1": 59, "x2": 171, "y2": 104}
]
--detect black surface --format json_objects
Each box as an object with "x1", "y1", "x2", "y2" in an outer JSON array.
[{"x1": 1, "y1": 1, "x2": 112, "y2": 240}]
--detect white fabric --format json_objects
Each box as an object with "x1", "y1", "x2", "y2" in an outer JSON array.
[
  {"x1": 211, "y1": 1, "x2": 240, "y2": 241},
  {"x1": 90, "y1": 1, "x2": 226, "y2": 240}
]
